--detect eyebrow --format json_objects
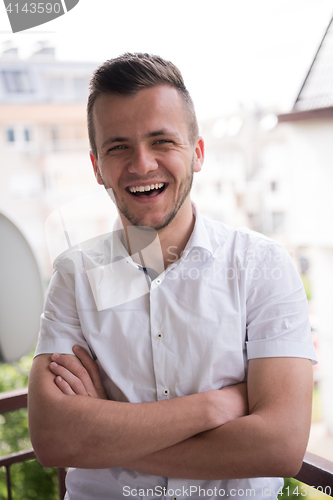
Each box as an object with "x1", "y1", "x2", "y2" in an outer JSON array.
[
  {"x1": 100, "y1": 129, "x2": 181, "y2": 152},
  {"x1": 101, "y1": 136, "x2": 128, "y2": 152}
]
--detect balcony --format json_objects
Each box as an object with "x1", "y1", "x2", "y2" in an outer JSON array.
[{"x1": 0, "y1": 388, "x2": 66, "y2": 500}]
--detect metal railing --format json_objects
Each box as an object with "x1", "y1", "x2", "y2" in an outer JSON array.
[
  {"x1": 0, "y1": 388, "x2": 66, "y2": 500},
  {"x1": 295, "y1": 451, "x2": 333, "y2": 496},
  {"x1": 1, "y1": 388, "x2": 333, "y2": 499}
]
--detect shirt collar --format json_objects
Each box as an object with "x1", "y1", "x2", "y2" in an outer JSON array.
[
  {"x1": 110, "y1": 202, "x2": 213, "y2": 263},
  {"x1": 110, "y1": 218, "x2": 130, "y2": 262},
  {"x1": 183, "y1": 203, "x2": 213, "y2": 256}
]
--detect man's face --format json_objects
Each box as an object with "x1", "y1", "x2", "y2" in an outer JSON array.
[{"x1": 90, "y1": 85, "x2": 204, "y2": 231}]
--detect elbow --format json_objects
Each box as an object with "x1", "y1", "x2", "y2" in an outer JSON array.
[
  {"x1": 277, "y1": 457, "x2": 304, "y2": 479},
  {"x1": 28, "y1": 393, "x2": 77, "y2": 467},
  {"x1": 281, "y1": 451, "x2": 305, "y2": 479},
  {"x1": 31, "y1": 429, "x2": 68, "y2": 468},
  {"x1": 29, "y1": 407, "x2": 74, "y2": 468},
  {"x1": 273, "y1": 439, "x2": 306, "y2": 478}
]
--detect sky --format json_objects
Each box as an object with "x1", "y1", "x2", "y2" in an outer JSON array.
[{"x1": 0, "y1": 0, "x2": 332, "y2": 119}]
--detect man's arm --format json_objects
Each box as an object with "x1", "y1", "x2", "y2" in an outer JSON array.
[
  {"x1": 28, "y1": 350, "x2": 247, "y2": 469},
  {"x1": 123, "y1": 357, "x2": 313, "y2": 479},
  {"x1": 46, "y1": 348, "x2": 313, "y2": 479}
]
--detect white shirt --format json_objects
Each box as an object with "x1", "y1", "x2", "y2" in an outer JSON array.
[{"x1": 35, "y1": 206, "x2": 317, "y2": 500}]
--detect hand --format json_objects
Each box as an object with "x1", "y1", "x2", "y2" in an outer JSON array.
[
  {"x1": 219, "y1": 382, "x2": 248, "y2": 423},
  {"x1": 206, "y1": 382, "x2": 248, "y2": 428},
  {"x1": 49, "y1": 345, "x2": 107, "y2": 400}
]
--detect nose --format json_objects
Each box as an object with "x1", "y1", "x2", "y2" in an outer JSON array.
[{"x1": 127, "y1": 145, "x2": 158, "y2": 176}]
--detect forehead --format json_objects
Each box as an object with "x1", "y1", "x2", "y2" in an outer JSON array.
[{"x1": 92, "y1": 85, "x2": 190, "y2": 146}]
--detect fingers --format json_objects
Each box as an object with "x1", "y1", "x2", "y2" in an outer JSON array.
[
  {"x1": 49, "y1": 356, "x2": 91, "y2": 396},
  {"x1": 72, "y1": 345, "x2": 107, "y2": 400},
  {"x1": 49, "y1": 349, "x2": 107, "y2": 400},
  {"x1": 54, "y1": 374, "x2": 76, "y2": 396}
]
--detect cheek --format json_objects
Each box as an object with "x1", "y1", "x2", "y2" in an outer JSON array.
[{"x1": 100, "y1": 162, "x2": 121, "y2": 183}]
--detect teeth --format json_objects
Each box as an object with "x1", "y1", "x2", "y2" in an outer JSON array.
[{"x1": 129, "y1": 183, "x2": 165, "y2": 193}]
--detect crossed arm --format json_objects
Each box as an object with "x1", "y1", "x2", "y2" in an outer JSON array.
[{"x1": 28, "y1": 346, "x2": 313, "y2": 479}]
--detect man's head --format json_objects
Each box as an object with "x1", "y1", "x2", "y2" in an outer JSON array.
[
  {"x1": 88, "y1": 53, "x2": 204, "y2": 234},
  {"x1": 87, "y1": 52, "x2": 199, "y2": 158}
]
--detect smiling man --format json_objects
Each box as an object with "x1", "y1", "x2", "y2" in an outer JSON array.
[{"x1": 28, "y1": 53, "x2": 316, "y2": 500}]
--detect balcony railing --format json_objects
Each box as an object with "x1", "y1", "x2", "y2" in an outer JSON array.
[
  {"x1": 0, "y1": 388, "x2": 66, "y2": 500},
  {"x1": 1, "y1": 388, "x2": 333, "y2": 499},
  {"x1": 295, "y1": 452, "x2": 333, "y2": 496}
]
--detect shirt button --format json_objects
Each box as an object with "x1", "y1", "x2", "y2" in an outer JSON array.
[
  {"x1": 156, "y1": 332, "x2": 163, "y2": 339},
  {"x1": 163, "y1": 389, "x2": 169, "y2": 396},
  {"x1": 155, "y1": 278, "x2": 162, "y2": 285}
]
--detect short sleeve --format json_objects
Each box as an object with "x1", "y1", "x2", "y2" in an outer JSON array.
[
  {"x1": 245, "y1": 240, "x2": 317, "y2": 364},
  {"x1": 34, "y1": 261, "x2": 89, "y2": 357}
]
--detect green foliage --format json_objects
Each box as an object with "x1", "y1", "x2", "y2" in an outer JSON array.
[
  {"x1": 279, "y1": 478, "x2": 307, "y2": 500},
  {"x1": 279, "y1": 477, "x2": 331, "y2": 500},
  {"x1": 0, "y1": 352, "x2": 59, "y2": 499},
  {"x1": 301, "y1": 275, "x2": 311, "y2": 301}
]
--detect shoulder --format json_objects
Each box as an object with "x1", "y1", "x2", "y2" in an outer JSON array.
[
  {"x1": 202, "y1": 216, "x2": 288, "y2": 263},
  {"x1": 53, "y1": 232, "x2": 113, "y2": 275}
]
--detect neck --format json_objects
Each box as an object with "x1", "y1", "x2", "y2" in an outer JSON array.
[
  {"x1": 157, "y1": 210, "x2": 195, "y2": 269},
  {"x1": 120, "y1": 201, "x2": 195, "y2": 272}
]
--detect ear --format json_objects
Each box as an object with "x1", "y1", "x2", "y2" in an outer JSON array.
[
  {"x1": 193, "y1": 137, "x2": 204, "y2": 173},
  {"x1": 90, "y1": 152, "x2": 103, "y2": 185}
]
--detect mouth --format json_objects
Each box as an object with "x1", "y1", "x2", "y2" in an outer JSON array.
[{"x1": 127, "y1": 182, "x2": 167, "y2": 198}]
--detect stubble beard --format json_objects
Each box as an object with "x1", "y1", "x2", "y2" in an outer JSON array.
[{"x1": 98, "y1": 157, "x2": 195, "y2": 232}]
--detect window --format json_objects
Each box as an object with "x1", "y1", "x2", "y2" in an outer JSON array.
[
  {"x1": 2, "y1": 70, "x2": 33, "y2": 93},
  {"x1": 24, "y1": 128, "x2": 31, "y2": 142},
  {"x1": 6, "y1": 128, "x2": 15, "y2": 142},
  {"x1": 4, "y1": 125, "x2": 33, "y2": 149}
]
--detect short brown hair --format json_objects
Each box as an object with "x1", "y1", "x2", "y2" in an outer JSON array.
[{"x1": 87, "y1": 52, "x2": 199, "y2": 158}]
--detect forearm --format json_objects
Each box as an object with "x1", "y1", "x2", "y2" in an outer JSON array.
[
  {"x1": 30, "y1": 390, "x2": 215, "y2": 469},
  {"x1": 124, "y1": 413, "x2": 302, "y2": 480},
  {"x1": 29, "y1": 355, "x2": 230, "y2": 469}
]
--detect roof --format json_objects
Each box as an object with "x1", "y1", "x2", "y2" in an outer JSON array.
[
  {"x1": 0, "y1": 48, "x2": 97, "y2": 105},
  {"x1": 279, "y1": 17, "x2": 333, "y2": 122}
]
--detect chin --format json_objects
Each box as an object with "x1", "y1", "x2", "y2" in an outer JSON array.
[{"x1": 119, "y1": 208, "x2": 174, "y2": 231}]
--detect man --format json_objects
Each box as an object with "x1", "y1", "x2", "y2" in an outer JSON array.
[{"x1": 28, "y1": 53, "x2": 316, "y2": 500}]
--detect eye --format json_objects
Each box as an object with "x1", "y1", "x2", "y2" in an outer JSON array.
[
  {"x1": 111, "y1": 145, "x2": 126, "y2": 150},
  {"x1": 154, "y1": 139, "x2": 173, "y2": 145}
]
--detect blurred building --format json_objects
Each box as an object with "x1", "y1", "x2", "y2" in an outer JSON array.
[
  {"x1": 0, "y1": 44, "x2": 98, "y2": 277},
  {"x1": 278, "y1": 17, "x2": 333, "y2": 436},
  {"x1": 196, "y1": 16, "x2": 333, "y2": 439},
  {"x1": 196, "y1": 107, "x2": 286, "y2": 238}
]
